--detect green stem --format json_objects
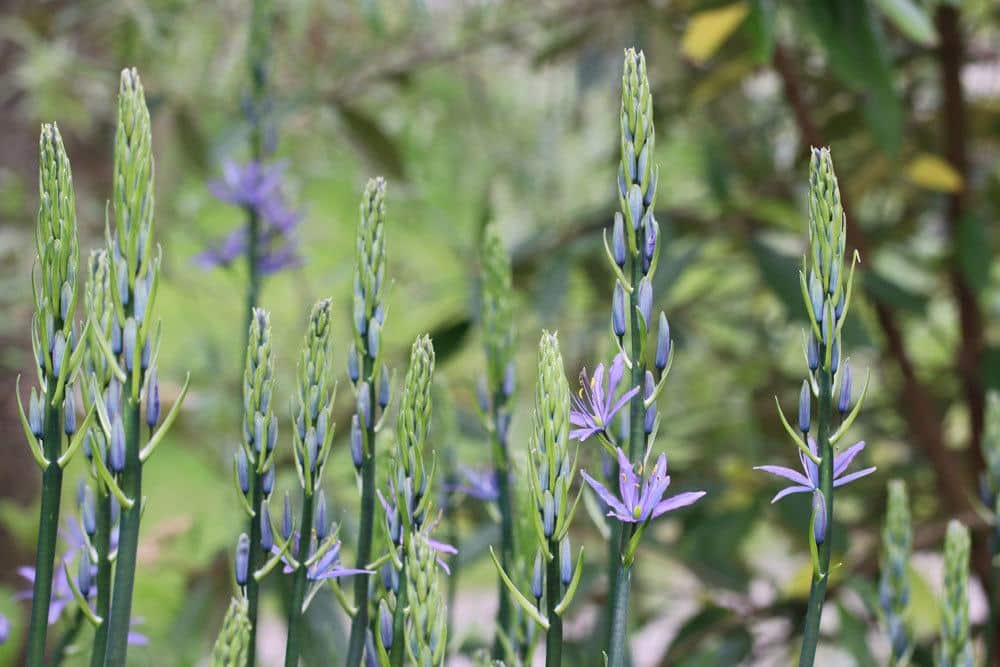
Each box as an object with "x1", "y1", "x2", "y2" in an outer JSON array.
[
  {"x1": 284, "y1": 491, "x2": 315, "y2": 667},
  {"x1": 492, "y1": 395, "x2": 516, "y2": 660},
  {"x1": 388, "y1": 558, "x2": 408, "y2": 667},
  {"x1": 88, "y1": 490, "x2": 113, "y2": 667},
  {"x1": 103, "y1": 401, "x2": 142, "y2": 666},
  {"x1": 25, "y1": 380, "x2": 64, "y2": 666},
  {"x1": 345, "y1": 379, "x2": 378, "y2": 666},
  {"x1": 545, "y1": 541, "x2": 563, "y2": 667},
  {"x1": 245, "y1": 472, "x2": 264, "y2": 666},
  {"x1": 48, "y1": 607, "x2": 84, "y2": 667},
  {"x1": 606, "y1": 541, "x2": 633, "y2": 667},
  {"x1": 798, "y1": 366, "x2": 833, "y2": 667}
]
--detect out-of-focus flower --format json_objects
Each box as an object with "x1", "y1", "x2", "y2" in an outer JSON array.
[
  {"x1": 581, "y1": 448, "x2": 705, "y2": 524},
  {"x1": 448, "y1": 465, "x2": 499, "y2": 502},
  {"x1": 569, "y1": 353, "x2": 639, "y2": 442}
]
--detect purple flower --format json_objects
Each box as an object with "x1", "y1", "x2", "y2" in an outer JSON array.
[
  {"x1": 754, "y1": 438, "x2": 876, "y2": 503},
  {"x1": 448, "y1": 466, "x2": 499, "y2": 502},
  {"x1": 209, "y1": 161, "x2": 284, "y2": 209},
  {"x1": 0, "y1": 613, "x2": 8, "y2": 645},
  {"x1": 581, "y1": 448, "x2": 705, "y2": 523},
  {"x1": 275, "y1": 532, "x2": 369, "y2": 582},
  {"x1": 570, "y1": 354, "x2": 640, "y2": 441}
]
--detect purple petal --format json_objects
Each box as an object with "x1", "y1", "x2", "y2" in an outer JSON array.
[
  {"x1": 616, "y1": 449, "x2": 640, "y2": 511},
  {"x1": 771, "y1": 485, "x2": 813, "y2": 503},
  {"x1": 651, "y1": 490, "x2": 706, "y2": 518},
  {"x1": 833, "y1": 441, "x2": 866, "y2": 478},
  {"x1": 591, "y1": 364, "x2": 607, "y2": 415},
  {"x1": 754, "y1": 465, "x2": 812, "y2": 488},
  {"x1": 581, "y1": 469, "x2": 628, "y2": 518},
  {"x1": 606, "y1": 386, "x2": 641, "y2": 424},
  {"x1": 833, "y1": 466, "x2": 876, "y2": 487},
  {"x1": 608, "y1": 354, "x2": 626, "y2": 397}
]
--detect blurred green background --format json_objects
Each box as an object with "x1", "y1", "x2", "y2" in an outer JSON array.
[{"x1": 0, "y1": 0, "x2": 997, "y2": 664}]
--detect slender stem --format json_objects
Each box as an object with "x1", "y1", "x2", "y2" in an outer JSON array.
[
  {"x1": 388, "y1": 558, "x2": 408, "y2": 667},
  {"x1": 48, "y1": 607, "x2": 84, "y2": 667},
  {"x1": 492, "y1": 393, "x2": 516, "y2": 659},
  {"x1": 88, "y1": 491, "x2": 113, "y2": 667},
  {"x1": 103, "y1": 400, "x2": 142, "y2": 666},
  {"x1": 245, "y1": 472, "x2": 264, "y2": 666},
  {"x1": 606, "y1": 537, "x2": 633, "y2": 667},
  {"x1": 345, "y1": 378, "x2": 378, "y2": 666},
  {"x1": 798, "y1": 366, "x2": 833, "y2": 667},
  {"x1": 284, "y1": 491, "x2": 315, "y2": 667},
  {"x1": 25, "y1": 380, "x2": 64, "y2": 666},
  {"x1": 545, "y1": 541, "x2": 563, "y2": 667}
]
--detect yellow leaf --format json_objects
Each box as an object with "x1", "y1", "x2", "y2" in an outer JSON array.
[
  {"x1": 905, "y1": 154, "x2": 963, "y2": 192},
  {"x1": 681, "y1": 2, "x2": 751, "y2": 65}
]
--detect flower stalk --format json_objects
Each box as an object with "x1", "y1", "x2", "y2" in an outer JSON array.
[
  {"x1": 880, "y1": 480, "x2": 912, "y2": 666},
  {"x1": 937, "y1": 521, "x2": 972, "y2": 667}
]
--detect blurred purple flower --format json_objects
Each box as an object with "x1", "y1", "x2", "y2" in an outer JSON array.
[
  {"x1": 275, "y1": 532, "x2": 369, "y2": 582},
  {"x1": 754, "y1": 438, "x2": 876, "y2": 503},
  {"x1": 376, "y1": 491, "x2": 458, "y2": 574},
  {"x1": 570, "y1": 354, "x2": 640, "y2": 442},
  {"x1": 448, "y1": 465, "x2": 499, "y2": 502},
  {"x1": 0, "y1": 613, "x2": 8, "y2": 645},
  {"x1": 581, "y1": 448, "x2": 705, "y2": 523},
  {"x1": 196, "y1": 159, "x2": 303, "y2": 274}
]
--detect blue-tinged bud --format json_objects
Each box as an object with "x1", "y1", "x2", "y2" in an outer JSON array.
[
  {"x1": 83, "y1": 432, "x2": 94, "y2": 460},
  {"x1": 145, "y1": 367, "x2": 160, "y2": 428},
  {"x1": 316, "y1": 410, "x2": 328, "y2": 446},
  {"x1": 116, "y1": 261, "x2": 128, "y2": 307},
  {"x1": 617, "y1": 165, "x2": 627, "y2": 200},
  {"x1": 315, "y1": 489, "x2": 328, "y2": 541},
  {"x1": 351, "y1": 415, "x2": 363, "y2": 469},
  {"x1": 296, "y1": 412, "x2": 305, "y2": 441},
  {"x1": 123, "y1": 318, "x2": 137, "y2": 372},
  {"x1": 111, "y1": 320, "x2": 122, "y2": 355},
  {"x1": 353, "y1": 298, "x2": 367, "y2": 337},
  {"x1": 109, "y1": 415, "x2": 126, "y2": 473},
  {"x1": 235, "y1": 533, "x2": 250, "y2": 587},
  {"x1": 625, "y1": 144, "x2": 637, "y2": 183},
  {"x1": 542, "y1": 491, "x2": 555, "y2": 538},
  {"x1": 643, "y1": 371, "x2": 656, "y2": 435},
  {"x1": 367, "y1": 319, "x2": 381, "y2": 359},
  {"x1": 78, "y1": 556, "x2": 93, "y2": 598},
  {"x1": 379, "y1": 601, "x2": 393, "y2": 650},
  {"x1": 378, "y1": 370, "x2": 390, "y2": 410},
  {"x1": 798, "y1": 381, "x2": 811, "y2": 434},
  {"x1": 282, "y1": 492, "x2": 293, "y2": 540},
  {"x1": 644, "y1": 174, "x2": 657, "y2": 207},
  {"x1": 627, "y1": 184, "x2": 643, "y2": 230},
  {"x1": 560, "y1": 537, "x2": 572, "y2": 586},
  {"x1": 253, "y1": 412, "x2": 264, "y2": 454},
  {"x1": 642, "y1": 217, "x2": 658, "y2": 275},
  {"x1": 612, "y1": 283, "x2": 626, "y2": 338},
  {"x1": 809, "y1": 273, "x2": 824, "y2": 324},
  {"x1": 476, "y1": 377, "x2": 490, "y2": 414},
  {"x1": 52, "y1": 331, "x2": 66, "y2": 378},
  {"x1": 381, "y1": 562, "x2": 398, "y2": 594},
  {"x1": 807, "y1": 332, "x2": 820, "y2": 372},
  {"x1": 612, "y1": 213, "x2": 626, "y2": 267},
  {"x1": 134, "y1": 277, "x2": 148, "y2": 324},
  {"x1": 29, "y1": 389, "x2": 44, "y2": 438},
  {"x1": 388, "y1": 505, "x2": 401, "y2": 546},
  {"x1": 357, "y1": 383, "x2": 372, "y2": 428},
  {"x1": 655, "y1": 312, "x2": 670, "y2": 371},
  {"x1": 63, "y1": 389, "x2": 76, "y2": 436},
  {"x1": 140, "y1": 340, "x2": 150, "y2": 371},
  {"x1": 81, "y1": 488, "x2": 96, "y2": 537},
  {"x1": 305, "y1": 428, "x2": 318, "y2": 473},
  {"x1": 502, "y1": 361, "x2": 516, "y2": 400},
  {"x1": 531, "y1": 552, "x2": 543, "y2": 601},
  {"x1": 236, "y1": 450, "x2": 250, "y2": 495},
  {"x1": 497, "y1": 412, "x2": 511, "y2": 445},
  {"x1": 831, "y1": 335, "x2": 840, "y2": 374},
  {"x1": 60, "y1": 282, "x2": 72, "y2": 322},
  {"x1": 106, "y1": 378, "x2": 121, "y2": 421},
  {"x1": 838, "y1": 362, "x2": 852, "y2": 415},
  {"x1": 347, "y1": 343, "x2": 360, "y2": 385},
  {"x1": 267, "y1": 417, "x2": 277, "y2": 454},
  {"x1": 261, "y1": 465, "x2": 275, "y2": 496},
  {"x1": 835, "y1": 290, "x2": 845, "y2": 321},
  {"x1": 260, "y1": 503, "x2": 274, "y2": 552},
  {"x1": 812, "y1": 491, "x2": 827, "y2": 545},
  {"x1": 374, "y1": 304, "x2": 385, "y2": 327},
  {"x1": 637, "y1": 277, "x2": 652, "y2": 327}
]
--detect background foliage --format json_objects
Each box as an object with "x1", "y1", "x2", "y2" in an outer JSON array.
[{"x1": 0, "y1": 0, "x2": 997, "y2": 664}]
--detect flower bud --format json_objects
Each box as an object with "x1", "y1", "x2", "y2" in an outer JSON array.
[
  {"x1": 140, "y1": 340, "x2": 151, "y2": 371},
  {"x1": 282, "y1": 493, "x2": 293, "y2": 540},
  {"x1": 266, "y1": 416, "x2": 278, "y2": 454},
  {"x1": 353, "y1": 297, "x2": 367, "y2": 337},
  {"x1": 51, "y1": 331, "x2": 66, "y2": 378},
  {"x1": 261, "y1": 465, "x2": 275, "y2": 496},
  {"x1": 378, "y1": 370, "x2": 390, "y2": 410},
  {"x1": 347, "y1": 343, "x2": 360, "y2": 385},
  {"x1": 123, "y1": 318, "x2": 137, "y2": 372},
  {"x1": 29, "y1": 389, "x2": 44, "y2": 438},
  {"x1": 78, "y1": 555, "x2": 93, "y2": 598},
  {"x1": 315, "y1": 489, "x2": 328, "y2": 541},
  {"x1": 531, "y1": 552, "x2": 544, "y2": 601},
  {"x1": 502, "y1": 361, "x2": 516, "y2": 400},
  {"x1": 654, "y1": 312, "x2": 670, "y2": 371},
  {"x1": 812, "y1": 491, "x2": 827, "y2": 545},
  {"x1": 637, "y1": 277, "x2": 652, "y2": 327},
  {"x1": 81, "y1": 488, "x2": 96, "y2": 537},
  {"x1": 643, "y1": 371, "x2": 656, "y2": 435},
  {"x1": 367, "y1": 319, "x2": 381, "y2": 359},
  {"x1": 357, "y1": 383, "x2": 372, "y2": 428},
  {"x1": 379, "y1": 601, "x2": 393, "y2": 650},
  {"x1": 105, "y1": 378, "x2": 121, "y2": 421},
  {"x1": 305, "y1": 428, "x2": 318, "y2": 473},
  {"x1": 798, "y1": 381, "x2": 811, "y2": 434},
  {"x1": 642, "y1": 217, "x2": 657, "y2": 275},
  {"x1": 542, "y1": 491, "x2": 555, "y2": 538},
  {"x1": 807, "y1": 332, "x2": 819, "y2": 372},
  {"x1": 260, "y1": 503, "x2": 274, "y2": 552},
  {"x1": 236, "y1": 450, "x2": 250, "y2": 495},
  {"x1": 109, "y1": 415, "x2": 126, "y2": 473},
  {"x1": 145, "y1": 367, "x2": 160, "y2": 428},
  {"x1": 560, "y1": 537, "x2": 572, "y2": 586},
  {"x1": 111, "y1": 320, "x2": 122, "y2": 356},
  {"x1": 838, "y1": 362, "x2": 852, "y2": 415},
  {"x1": 612, "y1": 282, "x2": 626, "y2": 338},
  {"x1": 381, "y1": 562, "x2": 398, "y2": 594},
  {"x1": 476, "y1": 378, "x2": 490, "y2": 414},
  {"x1": 627, "y1": 184, "x2": 643, "y2": 230},
  {"x1": 63, "y1": 389, "x2": 76, "y2": 436},
  {"x1": 60, "y1": 282, "x2": 73, "y2": 322},
  {"x1": 253, "y1": 412, "x2": 265, "y2": 454},
  {"x1": 351, "y1": 415, "x2": 364, "y2": 469},
  {"x1": 497, "y1": 412, "x2": 511, "y2": 446},
  {"x1": 235, "y1": 533, "x2": 250, "y2": 586},
  {"x1": 134, "y1": 277, "x2": 148, "y2": 324},
  {"x1": 612, "y1": 213, "x2": 626, "y2": 267}
]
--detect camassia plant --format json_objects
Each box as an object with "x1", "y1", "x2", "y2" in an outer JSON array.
[{"x1": 12, "y1": 47, "x2": 984, "y2": 667}]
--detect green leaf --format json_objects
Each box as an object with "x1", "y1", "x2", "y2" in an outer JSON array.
[
  {"x1": 874, "y1": 0, "x2": 937, "y2": 46},
  {"x1": 744, "y1": 0, "x2": 776, "y2": 64},
  {"x1": 335, "y1": 103, "x2": 406, "y2": 180}
]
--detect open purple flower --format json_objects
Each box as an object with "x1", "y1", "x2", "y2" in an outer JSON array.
[
  {"x1": 447, "y1": 465, "x2": 499, "y2": 502},
  {"x1": 209, "y1": 160, "x2": 284, "y2": 209},
  {"x1": 570, "y1": 353, "x2": 640, "y2": 441},
  {"x1": 581, "y1": 448, "x2": 705, "y2": 523},
  {"x1": 754, "y1": 438, "x2": 876, "y2": 503},
  {"x1": 275, "y1": 532, "x2": 369, "y2": 582}
]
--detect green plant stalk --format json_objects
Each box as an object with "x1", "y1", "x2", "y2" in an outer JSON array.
[
  {"x1": 345, "y1": 372, "x2": 378, "y2": 666},
  {"x1": 284, "y1": 492, "x2": 316, "y2": 667},
  {"x1": 25, "y1": 381, "x2": 64, "y2": 666},
  {"x1": 245, "y1": 472, "x2": 264, "y2": 666},
  {"x1": 545, "y1": 539, "x2": 563, "y2": 667},
  {"x1": 89, "y1": 491, "x2": 113, "y2": 667},
  {"x1": 492, "y1": 390, "x2": 516, "y2": 660},
  {"x1": 389, "y1": 559, "x2": 409, "y2": 667},
  {"x1": 50, "y1": 607, "x2": 84, "y2": 667},
  {"x1": 104, "y1": 400, "x2": 142, "y2": 666},
  {"x1": 606, "y1": 529, "x2": 634, "y2": 667},
  {"x1": 798, "y1": 366, "x2": 833, "y2": 667}
]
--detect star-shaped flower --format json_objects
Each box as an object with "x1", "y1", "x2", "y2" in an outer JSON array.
[
  {"x1": 754, "y1": 438, "x2": 875, "y2": 504},
  {"x1": 570, "y1": 354, "x2": 639, "y2": 442}
]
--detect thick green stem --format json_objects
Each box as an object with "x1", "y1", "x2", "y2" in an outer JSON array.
[
  {"x1": 104, "y1": 401, "x2": 142, "y2": 666},
  {"x1": 88, "y1": 490, "x2": 113, "y2": 667},
  {"x1": 25, "y1": 381, "x2": 64, "y2": 666},
  {"x1": 492, "y1": 394, "x2": 516, "y2": 659},
  {"x1": 345, "y1": 380, "x2": 378, "y2": 666},
  {"x1": 49, "y1": 607, "x2": 84, "y2": 667},
  {"x1": 798, "y1": 366, "x2": 833, "y2": 667},
  {"x1": 388, "y1": 559, "x2": 408, "y2": 667},
  {"x1": 245, "y1": 472, "x2": 264, "y2": 666},
  {"x1": 284, "y1": 491, "x2": 316, "y2": 667},
  {"x1": 607, "y1": 541, "x2": 633, "y2": 667},
  {"x1": 545, "y1": 542, "x2": 563, "y2": 667}
]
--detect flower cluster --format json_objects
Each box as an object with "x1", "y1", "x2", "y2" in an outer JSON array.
[
  {"x1": 879, "y1": 480, "x2": 912, "y2": 663},
  {"x1": 937, "y1": 521, "x2": 973, "y2": 667}
]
